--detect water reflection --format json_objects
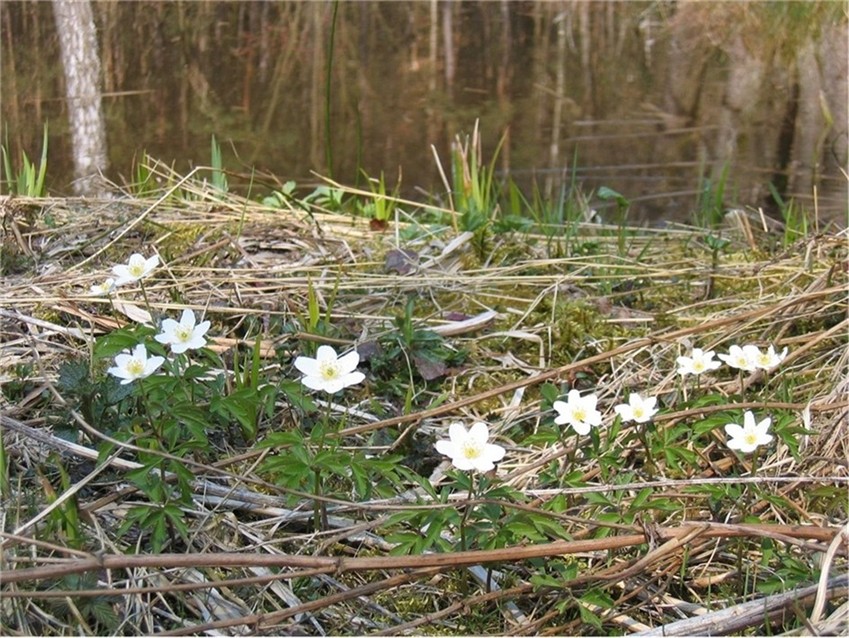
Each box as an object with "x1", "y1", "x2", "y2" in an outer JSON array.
[{"x1": 2, "y1": 1, "x2": 846, "y2": 222}]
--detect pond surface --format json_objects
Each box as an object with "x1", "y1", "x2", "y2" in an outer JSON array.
[{"x1": 3, "y1": 1, "x2": 846, "y2": 223}]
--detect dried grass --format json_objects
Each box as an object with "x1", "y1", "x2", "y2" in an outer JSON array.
[{"x1": 1, "y1": 178, "x2": 847, "y2": 635}]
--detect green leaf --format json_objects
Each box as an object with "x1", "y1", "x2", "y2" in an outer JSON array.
[
  {"x1": 581, "y1": 587, "x2": 615, "y2": 609},
  {"x1": 102, "y1": 379, "x2": 135, "y2": 405},
  {"x1": 258, "y1": 430, "x2": 304, "y2": 449},
  {"x1": 163, "y1": 503, "x2": 190, "y2": 541},
  {"x1": 578, "y1": 603, "x2": 603, "y2": 629},
  {"x1": 150, "y1": 510, "x2": 168, "y2": 552},
  {"x1": 57, "y1": 360, "x2": 90, "y2": 393},
  {"x1": 585, "y1": 492, "x2": 615, "y2": 507},
  {"x1": 211, "y1": 389, "x2": 259, "y2": 440},
  {"x1": 86, "y1": 596, "x2": 120, "y2": 629},
  {"x1": 530, "y1": 516, "x2": 570, "y2": 541},
  {"x1": 421, "y1": 509, "x2": 455, "y2": 552},
  {"x1": 386, "y1": 531, "x2": 424, "y2": 555},
  {"x1": 117, "y1": 505, "x2": 153, "y2": 541},
  {"x1": 530, "y1": 573, "x2": 563, "y2": 589},
  {"x1": 169, "y1": 403, "x2": 211, "y2": 445},
  {"x1": 350, "y1": 462, "x2": 370, "y2": 499},
  {"x1": 95, "y1": 327, "x2": 155, "y2": 359},
  {"x1": 522, "y1": 428, "x2": 560, "y2": 447},
  {"x1": 539, "y1": 383, "x2": 560, "y2": 408},
  {"x1": 597, "y1": 186, "x2": 629, "y2": 208},
  {"x1": 279, "y1": 380, "x2": 316, "y2": 412},
  {"x1": 630, "y1": 487, "x2": 652, "y2": 510}
]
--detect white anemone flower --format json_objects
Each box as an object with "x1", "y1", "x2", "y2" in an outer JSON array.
[
  {"x1": 107, "y1": 344, "x2": 165, "y2": 385},
  {"x1": 724, "y1": 411, "x2": 773, "y2": 454},
  {"x1": 747, "y1": 345, "x2": 788, "y2": 371},
  {"x1": 552, "y1": 389, "x2": 603, "y2": 435},
  {"x1": 676, "y1": 348, "x2": 722, "y2": 376},
  {"x1": 294, "y1": 345, "x2": 365, "y2": 394},
  {"x1": 155, "y1": 309, "x2": 211, "y2": 354},
  {"x1": 89, "y1": 278, "x2": 116, "y2": 296},
  {"x1": 718, "y1": 344, "x2": 757, "y2": 371},
  {"x1": 112, "y1": 253, "x2": 159, "y2": 286},
  {"x1": 435, "y1": 422, "x2": 506, "y2": 472},
  {"x1": 613, "y1": 393, "x2": 658, "y2": 424}
]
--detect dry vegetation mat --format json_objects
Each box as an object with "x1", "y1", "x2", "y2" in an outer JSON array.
[{"x1": 1, "y1": 183, "x2": 847, "y2": 636}]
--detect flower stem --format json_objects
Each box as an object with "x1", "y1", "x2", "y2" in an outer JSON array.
[
  {"x1": 745, "y1": 448, "x2": 761, "y2": 515},
  {"x1": 313, "y1": 468, "x2": 324, "y2": 531},
  {"x1": 459, "y1": 473, "x2": 478, "y2": 552},
  {"x1": 136, "y1": 377, "x2": 159, "y2": 442},
  {"x1": 139, "y1": 280, "x2": 154, "y2": 319},
  {"x1": 313, "y1": 399, "x2": 333, "y2": 531},
  {"x1": 638, "y1": 421, "x2": 656, "y2": 478}
]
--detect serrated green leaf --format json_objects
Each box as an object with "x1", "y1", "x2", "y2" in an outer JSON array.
[
  {"x1": 530, "y1": 573, "x2": 565, "y2": 590},
  {"x1": 258, "y1": 430, "x2": 304, "y2": 449},
  {"x1": 578, "y1": 603, "x2": 603, "y2": 629},
  {"x1": 581, "y1": 587, "x2": 615, "y2": 609},
  {"x1": 57, "y1": 360, "x2": 90, "y2": 393},
  {"x1": 279, "y1": 380, "x2": 317, "y2": 412}
]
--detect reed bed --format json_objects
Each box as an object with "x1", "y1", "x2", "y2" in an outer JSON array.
[{"x1": 1, "y1": 175, "x2": 847, "y2": 636}]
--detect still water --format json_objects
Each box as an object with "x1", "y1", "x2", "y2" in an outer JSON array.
[{"x1": 3, "y1": 1, "x2": 847, "y2": 222}]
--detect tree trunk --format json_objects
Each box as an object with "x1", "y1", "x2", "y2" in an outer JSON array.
[{"x1": 52, "y1": 0, "x2": 108, "y2": 195}]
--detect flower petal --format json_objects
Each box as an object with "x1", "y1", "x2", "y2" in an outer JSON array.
[
  {"x1": 144, "y1": 356, "x2": 165, "y2": 376},
  {"x1": 614, "y1": 404, "x2": 632, "y2": 420},
  {"x1": 484, "y1": 443, "x2": 506, "y2": 463},
  {"x1": 726, "y1": 437, "x2": 747, "y2": 451},
  {"x1": 447, "y1": 422, "x2": 468, "y2": 444},
  {"x1": 179, "y1": 309, "x2": 196, "y2": 328},
  {"x1": 571, "y1": 421, "x2": 591, "y2": 435},
  {"x1": 294, "y1": 355, "x2": 320, "y2": 376},
  {"x1": 724, "y1": 423, "x2": 744, "y2": 438},
  {"x1": 341, "y1": 371, "x2": 365, "y2": 387},
  {"x1": 315, "y1": 345, "x2": 338, "y2": 362},
  {"x1": 194, "y1": 320, "x2": 211, "y2": 338},
  {"x1": 451, "y1": 456, "x2": 477, "y2": 472},
  {"x1": 468, "y1": 422, "x2": 490, "y2": 443},
  {"x1": 300, "y1": 375, "x2": 328, "y2": 391},
  {"x1": 435, "y1": 439, "x2": 454, "y2": 456},
  {"x1": 336, "y1": 350, "x2": 360, "y2": 373}
]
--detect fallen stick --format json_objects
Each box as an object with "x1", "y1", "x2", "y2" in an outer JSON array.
[
  {"x1": 1, "y1": 522, "x2": 842, "y2": 585},
  {"x1": 630, "y1": 574, "x2": 849, "y2": 637}
]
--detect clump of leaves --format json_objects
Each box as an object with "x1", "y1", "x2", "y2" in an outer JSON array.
[{"x1": 364, "y1": 297, "x2": 464, "y2": 394}]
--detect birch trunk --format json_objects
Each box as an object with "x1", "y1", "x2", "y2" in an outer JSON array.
[{"x1": 52, "y1": 0, "x2": 108, "y2": 195}]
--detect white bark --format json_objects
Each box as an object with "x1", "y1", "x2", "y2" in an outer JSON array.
[{"x1": 52, "y1": 0, "x2": 108, "y2": 195}]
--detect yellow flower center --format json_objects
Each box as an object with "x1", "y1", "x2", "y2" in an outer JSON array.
[
  {"x1": 461, "y1": 442, "x2": 482, "y2": 460},
  {"x1": 319, "y1": 361, "x2": 340, "y2": 381},
  {"x1": 634, "y1": 406, "x2": 645, "y2": 418},
  {"x1": 126, "y1": 359, "x2": 145, "y2": 376},
  {"x1": 692, "y1": 361, "x2": 705, "y2": 373},
  {"x1": 128, "y1": 263, "x2": 145, "y2": 277},
  {"x1": 175, "y1": 326, "x2": 192, "y2": 342},
  {"x1": 744, "y1": 432, "x2": 758, "y2": 447}
]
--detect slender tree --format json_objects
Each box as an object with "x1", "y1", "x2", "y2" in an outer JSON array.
[{"x1": 52, "y1": 0, "x2": 108, "y2": 195}]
